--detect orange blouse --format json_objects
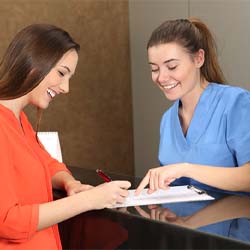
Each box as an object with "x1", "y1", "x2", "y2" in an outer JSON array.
[{"x1": 0, "y1": 104, "x2": 70, "y2": 250}]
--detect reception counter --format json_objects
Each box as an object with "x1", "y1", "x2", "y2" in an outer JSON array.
[{"x1": 57, "y1": 166, "x2": 250, "y2": 249}]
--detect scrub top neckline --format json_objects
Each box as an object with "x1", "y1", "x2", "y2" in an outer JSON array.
[{"x1": 174, "y1": 83, "x2": 213, "y2": 146}]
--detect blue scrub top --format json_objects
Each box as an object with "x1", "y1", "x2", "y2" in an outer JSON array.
[{"x1": 158, "y1": 83, "x2": 250, "y2": 194}]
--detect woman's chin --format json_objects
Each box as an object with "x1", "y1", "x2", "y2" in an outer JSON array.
[
  {"x1": 32, "y1": 102, "x2": 50, "y2": 110},
  {"x1": 164, "y1": 93, "x2": 179, "y2": 101}
]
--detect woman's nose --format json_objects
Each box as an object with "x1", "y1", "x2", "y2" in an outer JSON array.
[
  {"x1": 157, "y1": 69, "x2": 169, "y2": 83},
  {"x1": 59, "y1": 80, "x2": 69, "y2": 94}
]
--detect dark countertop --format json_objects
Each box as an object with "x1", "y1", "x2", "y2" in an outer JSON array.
[{"x1": 56, "y1": 166, "x2": 250, "y2": 249}]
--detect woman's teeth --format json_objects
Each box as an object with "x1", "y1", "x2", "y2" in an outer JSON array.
[
  {"x1": 47, "y1": 89, "x2": 56, "y2": 98},
  {"x1": 163, "y1": 82, "x2": 179, "y2": 90}
]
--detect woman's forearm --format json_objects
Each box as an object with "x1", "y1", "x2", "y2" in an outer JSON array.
[
  {"x1": 183, "y1": 195, "x2": 250, "y2": 228},
  {"x1": 37, "y1": 191, "x2": 92, "y2": 230},
  {"x1": 37, "y1": 180, "x2": 131, "y2": 230},
  {"x1": 186, "y1": 163, "x2": 250, "y2": 192}
]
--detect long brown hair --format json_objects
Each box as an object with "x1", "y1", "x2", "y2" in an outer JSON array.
[
  {"x1": 0, "y1": 24, "x2": 80, "y2": 132},
  {"x1": 147, "y1": 17, "x2": 225, "y2": 84}
]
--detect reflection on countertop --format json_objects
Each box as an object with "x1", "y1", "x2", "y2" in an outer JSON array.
[
  {"x1": 118, "y1": 195, "x2": 250, "y2": 244},
  {"x1": 57, "y1": 166, "x2": 250, "y2": 249}
]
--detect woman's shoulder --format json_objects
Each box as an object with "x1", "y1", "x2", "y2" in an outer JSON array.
[
  {"x1": 210, "y1": 82, "x2": 249, "y2": 95},
  {"x1": 210, "y1": 82, "x2": 250, "y2": 102},
  {"x1": 209, "y1": 83, "x2": 250, "y2": 117}
]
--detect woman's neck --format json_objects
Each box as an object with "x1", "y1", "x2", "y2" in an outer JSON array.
[
  {"x1": 178, "y1": 80, "x2": 209, "y2": 135},
  {"x1": 0, "y1": 96, "x2": 27, "y2": 120},
  {"x1": 180, "y1": 80, "x2": 209, "y2": 115}
]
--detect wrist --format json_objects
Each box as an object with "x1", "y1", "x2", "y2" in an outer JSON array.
[
  {"x1": 182, "y1": 162, "x2": 192, "y2": 178},
  {"x1": 64, "y1": 179, "x2": 80, "y2": 190},
  {"x1": 78, "y1": 188, "x2": 96, "y2": 211}
]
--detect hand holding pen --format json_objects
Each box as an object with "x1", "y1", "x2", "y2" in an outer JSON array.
[{"x1": 95, "y1": 169, "x2": 131, "y2": 207}]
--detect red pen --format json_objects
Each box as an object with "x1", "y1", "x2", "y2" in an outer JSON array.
[{"x1": 96, "y1": 169, "x2": 112, "y2": 182}]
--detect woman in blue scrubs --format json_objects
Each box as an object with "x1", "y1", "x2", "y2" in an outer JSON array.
[{"x1": 135, "y1": 18, "x2": 250, "y2": 195}]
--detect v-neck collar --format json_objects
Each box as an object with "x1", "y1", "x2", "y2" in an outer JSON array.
[
  {"x1": 173, "y1": 83, "x2": 213, "y2": 146},
  {"x1": 0, "y1": 104, "x2": 26, "y2": 135}
]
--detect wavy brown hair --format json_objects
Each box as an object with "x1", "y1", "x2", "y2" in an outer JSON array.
[{"x1": 147, "y1": 17, "x2": 225, "y2": 84}]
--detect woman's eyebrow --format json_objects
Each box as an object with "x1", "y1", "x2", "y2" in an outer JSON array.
[
  {"x1": 163, "y1": 58, "x2": 179, "y2": 64},
  {"x1": 60, "y1": 65, "x2": 71, "y2": 73},
  {"x1": 148, "y1": 58, "x2": 179, "y2": 65}
]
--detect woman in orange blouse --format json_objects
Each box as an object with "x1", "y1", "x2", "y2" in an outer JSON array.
[{"x1": 0, "y1": 24, "x2": 131, "y2": 250}]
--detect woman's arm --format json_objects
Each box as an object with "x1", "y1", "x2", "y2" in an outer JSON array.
[
  {"x1": 182, "y1": 195, "x2": 250, "y2": 228},
  {"x1": 52, "y1": 171, "x2": 93, "y2": 195},
  {"x1": 38, "y1": 180, "x2": 131, "y2": 230},
  {"x1": 135, "y1": 162, "x2": 250, "y2": 194},
  {"x1": 186, "y1": 162, "x2": 250, "y2": 192},
  {"x1": 135, "y1": 195, "x2": 250, "y2": 229}
]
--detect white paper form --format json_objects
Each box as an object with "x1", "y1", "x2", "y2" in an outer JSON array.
[
  {"x1": 114, "y1": 185, "x2": 214, "y2": 208},
  {"x1": 37, "y1": 132, "x2": 63, "y2": 162}
]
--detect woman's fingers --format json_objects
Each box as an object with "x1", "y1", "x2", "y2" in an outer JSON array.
[
  {"x1": 105, "y1": 181, "x2": 131, "y2": 207},
  {"x1": 135, "y1": 172, "x2": 150, "y2": 195},
  {"x1": 114, "y1": 180, "x2": 131, "y2": 190},
  {"x1": 135, "y1": 206, "x2": 150, "y2": 219}
]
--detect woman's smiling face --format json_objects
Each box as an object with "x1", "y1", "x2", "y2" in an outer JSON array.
[
  {"x1": 27, "y1": 49, "x2": 78, "y2": 109},
  {"x1": 148, "y1": 42, "x2": 204, "y2": 101}
]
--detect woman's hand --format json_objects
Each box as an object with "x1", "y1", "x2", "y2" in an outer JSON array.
[
  {"x1": 135, "y1": 205, "x2": 191, "y2": 227},
  {"x1": 86, "y1": 180, "x2": 131, "y2": 209},
  {"x1": 64, "y1": 179, "x2": 93, "y2": 196},
  {"x1": 135, "y1": 163, "x2": 188, "y2": 195},
  {"x1": 135, "y1": 205, "x2": 178, "y2": 222}
]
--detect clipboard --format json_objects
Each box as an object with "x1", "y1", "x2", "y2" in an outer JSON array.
[{"x1": 114, "y1": 185, "x2": 214, "y2": 208}]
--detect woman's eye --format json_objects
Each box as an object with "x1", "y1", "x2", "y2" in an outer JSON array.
[
  {"x1": 151, "y1": 68, "x2": 159, "y2": 73},
  {"x1": 168, "y1": 65, "x2": 177, "y2": 70},
  {"x1": 58, "y1": 71, "x2": 65, "y2": 77}
]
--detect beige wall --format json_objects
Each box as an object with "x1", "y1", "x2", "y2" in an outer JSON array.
[
  {"x1": 129, "y1": 0, "x2": 250, "y2": 176},
  {"x1": 0, "y1": 0, "x2": 134, "y2": 175}
]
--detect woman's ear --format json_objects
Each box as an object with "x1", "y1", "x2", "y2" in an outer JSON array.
[{"x1": 195, "y1": 49, "x2": 205, "y2": 68}]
